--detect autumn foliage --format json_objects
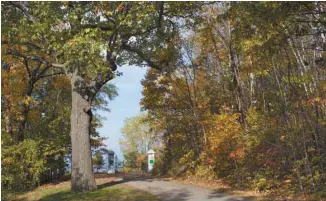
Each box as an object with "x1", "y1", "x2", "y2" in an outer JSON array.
[{"x1": 139, "y1": 2, "x2": 326, "y2": 200}]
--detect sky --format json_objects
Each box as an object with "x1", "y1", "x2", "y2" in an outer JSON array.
[{"x1": 96, "y1": 65, "x2": 148, "y2": 161}]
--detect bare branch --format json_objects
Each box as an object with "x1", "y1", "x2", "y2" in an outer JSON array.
[
  {"x1": 157, "y1": 2, "x2": 164, "y2": 28},
  {"x1": 51, "y1": 63, "x2": 65, "y2": 68},
  {"x1": 8, "y1": 2, "x2": 39, "y2": 22},
  {"x1": 38, "y1": 71, "x2": 66, "y2": 79},
  {"x1": 23, "y1": 58, "x2": 31, "y2": 78}
]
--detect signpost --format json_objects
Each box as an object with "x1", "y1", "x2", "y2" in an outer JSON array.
[{"x1": 147, "y1": 149, "x2": 156, "y2": 172}]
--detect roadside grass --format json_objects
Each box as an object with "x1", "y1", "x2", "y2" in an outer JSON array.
[
  {"x1": 172, "y1": 176, "x2": 323, "y2": 201},
  {"x1": 5, "y1": 179, "x2": 157, "y2": 201}
]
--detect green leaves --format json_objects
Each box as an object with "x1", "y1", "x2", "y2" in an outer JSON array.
[
  {"x1": 92, "y1": 150, "x2": 104, "y2": 170},
  {"x1": 2, "y1": 140, "x2": 45, "y2": 191},
  {"x1": 120, "y1": 113, "x2": 157, "y2": 155}
]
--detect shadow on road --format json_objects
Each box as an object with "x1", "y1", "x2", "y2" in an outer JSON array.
[
  {"x1": 154, "y1": 188, "x2": 191, "y2": 201},
  {"x1": 207, "y1": 189, "x2": 255, "y2": 201},
  {"x1": 97, "y1": 172, "x2": 154, "y2": 189}
]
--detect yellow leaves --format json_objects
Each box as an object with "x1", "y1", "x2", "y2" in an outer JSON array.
[
  {"x1": 222, "y1": 105, "x2": 230, "y2": 112},
  {"x1": 28, "y1": 110, "x2": 41, "y2": 121},
  {"x1": 284, "y1": 179, "x2": 291, "y2": 184},
  {"x1": 23, "y1": 96, "x2": 38, "y2": 107},
  {"x1": 280, "y1": 135, "x2": 285, "y2": 142},
  {"x1": 51, "y1": 77, "x2": 70, "y2": 89},
  {"x1": 24, "y1": 96, "x2": 33, "y2": 105},
  {"x1": 179, "y1": 150, "x2": 194, "y2": 165},
  {"x1": 2, "y1": 157, "x2": 15, "y2": 165},
  {"x1": 68, "y1": 39, "x2": 77, "y2": 46},
  {"x1": 116, "y1": 3, "x2": 125, "y2": 12},
  {"x1": 106, "y1": 10, "x2": 113, "y2": 16}
]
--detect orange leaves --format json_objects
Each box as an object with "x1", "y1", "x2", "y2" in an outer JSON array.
[
  {"x1": 228, "y1": 152, "x2": 236, "y2": 159},
  {"x1": 136, "y1": 154, "x2": 146, "y2": 164},
  {"x1": 228, "y1": 147, "x2": 245, "y2": 160},
  {"x1": 116, "y1": 3, "x2": 125, "y2": 12},
  {"x1": 207, "y1": 157, "x2": 215, "y2": 164},
  {"x1": 204, "y1": 113, "x2": 244, "y2": 162},
  {"x1": 61, "y1": 1, "x2": 69, "y2": 7},
  {"x1": 297, "y1": 96, "x2": 326, "y2": 107},
  {"x1": 307, "y1": 97, "x2": 326, "y2": 106},
  {"x1": 222, "y1": 105, "x2": 231, "y2": 113}
]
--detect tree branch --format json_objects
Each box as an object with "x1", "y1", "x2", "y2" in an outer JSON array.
[
  {"x1": 38, "y1": 71, "x2": 66, "y2": 79},
  {"x1": 51, "y1": 63, "x2": 66, "y2": 68},
  {"x1": 23, "y1": 58, "x2": 31, "y2": 78},
  {"x1": 121, "y1": 43, "x2": 162, "y2": 70},
  {"x1": 5, "y1": 49, "x2": 66, "y2": 78},
  {"x1": 5, "y1": 49, "x2": 65, "y2": 68},
  {"x1": 121, "y1": 3, "x2": 165, "y2": 39},
  {"x1": 7, "y1": 2, "x2": 39, "y2": 22},
  {"x1": 157, "y1": 2, "x2": 164, "y2": 28}
]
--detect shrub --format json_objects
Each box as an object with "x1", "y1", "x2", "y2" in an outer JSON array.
[
  {"x1": 1, "y1": 140, "x2": 45, "y2": 192},
  {"x1": 193, "y1": 165, "x2": 216, "y2": 180},
  {"x1": 256, "y1": 178, "x2": 267, "y2": 191}
]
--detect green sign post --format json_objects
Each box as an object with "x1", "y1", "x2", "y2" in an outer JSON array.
[{"x1": 147, "y1": 149, "x2": 156, "y2": 172}]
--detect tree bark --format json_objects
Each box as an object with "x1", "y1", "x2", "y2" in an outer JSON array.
[
  {"x1": 16, "y1": 83, "x2": 34, "y2": 143},
  {"x1": 4, "y1": 96, "x2": 14, "y2": 139},
  {"x1": 70, "y1": 71, "x2": 97, "y2": 192}
]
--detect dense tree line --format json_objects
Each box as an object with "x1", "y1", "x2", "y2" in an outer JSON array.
[{"x1": 139, "y1": 2, "x2": 326, "y2": 199}]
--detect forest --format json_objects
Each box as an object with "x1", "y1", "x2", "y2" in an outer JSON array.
[{"x1": 2, "y1": 1, "x2": 326, "y2": 201}]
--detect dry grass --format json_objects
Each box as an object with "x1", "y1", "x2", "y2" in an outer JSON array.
[
  {"x1": 171, "y1": 176, "x2": 323, "y2": 201},
  {"x1": 5, "y1": 175, "x2": 157, "y2": 201}
]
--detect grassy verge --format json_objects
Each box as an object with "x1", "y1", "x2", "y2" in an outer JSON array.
[
  {"x1": 4, "y1": 179, "x2": 157, "y2": 201},
  {"x1": 170, "y1": 176, "x2": 325, "y2": 201}
]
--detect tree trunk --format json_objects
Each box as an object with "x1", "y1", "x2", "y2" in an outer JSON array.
[
  {"x1": 17, "y1": 112, "x2": 27, "y2": 143},
  {"x1": 16, "y1": 84, "x2": 34, "y2": 143},
  {"x1": 4, "y1": 96, "x2": 14, "y2": 139},
  {"x1": 70, "y1": 72, "x2": 97, "y2": 192}
]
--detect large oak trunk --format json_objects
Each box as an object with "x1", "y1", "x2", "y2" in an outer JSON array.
[{"x1": 70, "y1": 73, "x2": 97, "y2": 192}]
